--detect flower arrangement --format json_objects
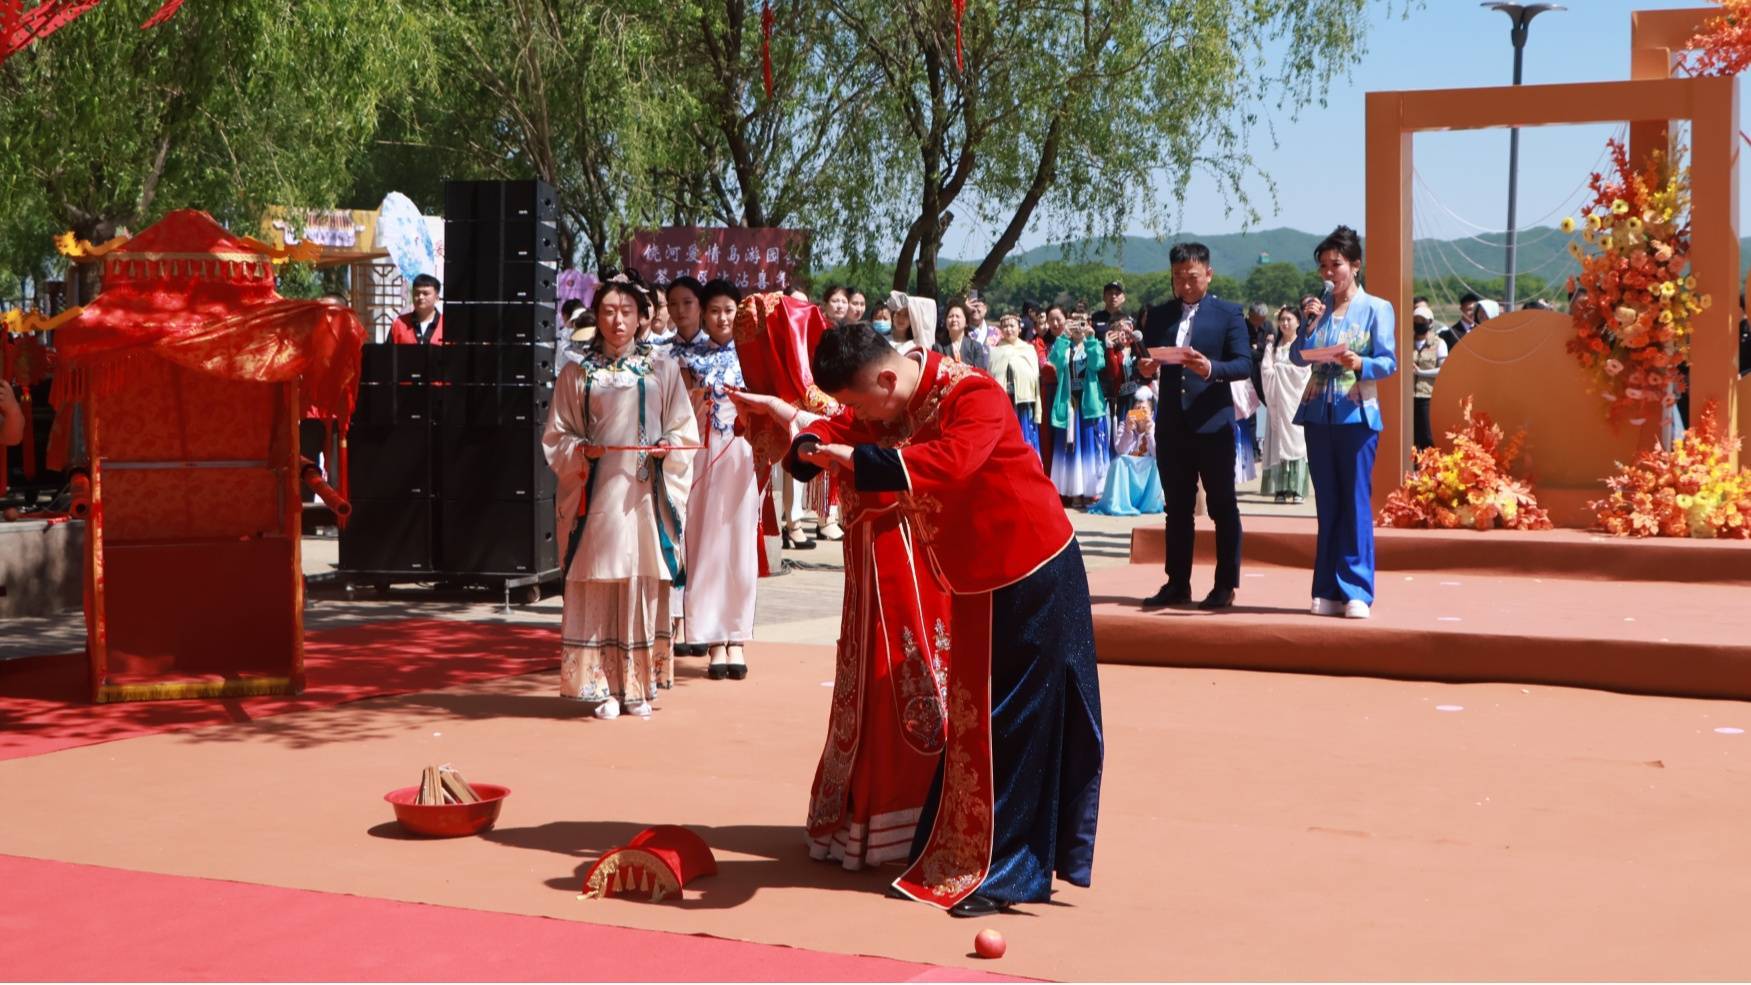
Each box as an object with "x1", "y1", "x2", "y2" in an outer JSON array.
[
  {"x1": 1592, "y1": 402, "x2": 1751, "y2": 538},
  {"x1": 1379, "y1": 398, "x2": 1552, "y2": 531},
  {"x1": 1687, "y1": 1, "x2": 1751, "y2": 76},
  {"x1": 1562, "y1": 140, "x2": 1710, "y2": 427}
]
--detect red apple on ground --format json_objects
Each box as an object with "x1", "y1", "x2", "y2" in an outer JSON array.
[{"x1": 974, "y1": 928, "x2": 1005, "y2": 959}]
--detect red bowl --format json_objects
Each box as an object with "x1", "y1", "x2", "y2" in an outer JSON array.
[{"x1": 384, "y1": 783, "x2": 510, "y2": 837}]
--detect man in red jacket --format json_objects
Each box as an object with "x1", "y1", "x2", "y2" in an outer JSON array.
[
  {"x1": 786, "y1": 322, "x2": 1104, "y2": 919},
  {"x1": 389, "y1": 273, "x2": 444, "y2": 344}
]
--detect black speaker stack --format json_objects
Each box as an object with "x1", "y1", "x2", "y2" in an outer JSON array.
[{"x1": 338, "y1": 179, "x2": 563, "y2": 591}]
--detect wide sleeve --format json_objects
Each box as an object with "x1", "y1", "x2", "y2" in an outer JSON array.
[
  {"x1": 785, "y1": 410, "x2": 872, "y2": 481},
  {"x1": 543, "y1": 362, "x2": 592, "y2": 538},
  {"x1": 1209, "y1": 305, "x2": 1253, "y2": 383},
  {"x1": 873, "y1": 382, "x2": 1008, "y2": 495},
  {"x1": 1359, "y1": 299, "x2": 1399, "y2": 381},
  {"x1": 655, "y1": 361, "x2": 700, "y2": 515}
]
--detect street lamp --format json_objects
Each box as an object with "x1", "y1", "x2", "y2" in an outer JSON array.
[{"x1": 1485, "y1": 1, "x2": 1563, "y2": 310}]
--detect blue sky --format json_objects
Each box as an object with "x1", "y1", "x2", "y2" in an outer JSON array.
[{"x1": 941, "y1": 0, "x2": 1748, "y2": 268}]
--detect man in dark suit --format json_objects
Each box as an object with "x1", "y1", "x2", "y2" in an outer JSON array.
[{"x1": 1137, "y1": 242, "x2": 1254, "y2": 610}]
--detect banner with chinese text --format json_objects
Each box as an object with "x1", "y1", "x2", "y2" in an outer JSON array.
[{"x1": 622, "y1": 227, "x2": 809, "y2": 293}]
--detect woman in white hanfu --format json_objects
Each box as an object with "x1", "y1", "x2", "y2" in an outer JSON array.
[
  {"x1": 672, "y1": 278, "x2": 759, "y2": 680},
  {"x1": 543, "y1": 276, "x2": 699, "y2": 720}
]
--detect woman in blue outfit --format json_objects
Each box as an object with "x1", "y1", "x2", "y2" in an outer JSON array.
[
  {"x1": 1091, "y1": 319, "x2": 1164, "y2": 516},
  {"x1": 1290, "y1": 225, "x2": 1398, "y2": 620},
  {"x1": 1047, "y1": 314, "x2": 1111, "y2": 507}
]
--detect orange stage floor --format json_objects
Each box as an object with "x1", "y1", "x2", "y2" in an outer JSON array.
[{"x1": 6, "y1": 630, "x2": 1751, "y2": 979}]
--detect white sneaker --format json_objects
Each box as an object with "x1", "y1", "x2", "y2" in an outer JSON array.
[
  {"x1": 1343, "y1": 600, "x2": 1371, "y2": 620},
  {"x1": 1311, "y1": 598, "x2": 1342, "y2": 617},
  {"x1": 624, "y1": 700, "x2": 653, "y2": 718},
  {"x1": 592, "y1": 698, "x2": 621, "y2": 720}
]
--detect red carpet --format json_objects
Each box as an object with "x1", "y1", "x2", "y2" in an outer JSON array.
[
  {"x1": 0, "y1": 619, "x2": 559, "y2": 762},
  {"x1": 0, "y1": 854, "x2": 1021, "y2": 983}
]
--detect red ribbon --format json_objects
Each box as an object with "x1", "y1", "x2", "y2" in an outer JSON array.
[
  {"x1": 139, "y1": 0, "x2": 185, "y2": 29},
  {"x1": 761, "y1": 1, "x2": 775, "y2": 98},
  {"x1": 952, "y1": 0, "x2": 966, "y2": 72}
]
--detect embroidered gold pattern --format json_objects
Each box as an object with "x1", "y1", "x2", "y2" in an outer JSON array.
[
  {"x1": 920, "y1": 679, "x2": 991, "y2": 897},
  {"x1": 806, "y1": 525, "x2": 866, "y2": 834},
  {"x1": 895, "y1": 626, "x2": 947, "y2": 755}
]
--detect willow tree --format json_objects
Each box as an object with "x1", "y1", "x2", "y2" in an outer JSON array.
[
  {"x1": 823, "y1": 0, "x2": 1385, "y2": 296},
  {"x1": 626, "y1": 0, "x2": 893, "y2": 274},
  {"x1": 0, "y1": 0, "x2": 423, "y2": 290},
  {"x1": 389, "y1": 0, "x2": 696, "y2": 268}
]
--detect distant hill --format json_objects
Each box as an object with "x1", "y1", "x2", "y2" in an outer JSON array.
[{"x1": 999, "y1": 227, "x2": 1751, "y2": 285}]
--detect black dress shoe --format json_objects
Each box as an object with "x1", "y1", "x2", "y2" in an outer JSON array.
[
  {"x1": 726, "y1": 664, "x2": 748, "y2": 681},
  {"x1": 948, "y1": 894, "x2": 1011, "y2": 918},
  {"x1": 1141, "y1": 583, "x2": 1192, "y2": 608},
  {"x1": 783, "y1": 532, "x2": 816, "y2": 550},
  {"x1": 707, "y1": 664, "x2": 729, "y2": 681},
  {"x1": 1198, "y1": 587, "x2": 1236, "y2": 610}
]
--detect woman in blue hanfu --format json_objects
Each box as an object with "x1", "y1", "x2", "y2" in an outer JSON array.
[{"x1": 671, "y1": 279, "x2": 760, "y2": 681}]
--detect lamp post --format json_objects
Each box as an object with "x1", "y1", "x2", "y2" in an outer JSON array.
[{"x1": 1485, "y1": 2, "x2": 1563, "y2": 310}]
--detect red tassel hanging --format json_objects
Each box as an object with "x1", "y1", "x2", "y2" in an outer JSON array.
[
  {"x1": 952, "y1": 0, "x2": 966, "y2": 72},
  {"x1": 139, "y1": 0, "x2": 187, "y2": 29},
  {"x1": 761, "y1": 1, "x2": 775, "y2": 98}
]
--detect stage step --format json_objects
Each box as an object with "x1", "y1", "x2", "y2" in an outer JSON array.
[
  {"x1": 1091, "y1": 562, "x2": 1751, "y2": 701},
  {"x1": 1127, "y1": 516, "x2": 1751, "y2": 586}
]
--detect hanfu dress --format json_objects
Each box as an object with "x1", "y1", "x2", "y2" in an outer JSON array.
[
  {"x1": 1091, "y1": 385, "x2": 1166, "y2": 516},
  {"x1": 543, "y1": 343, "x2": 698, "y2": 705},
  {"x1": 791, "y1": 406, "x2": 954, "y2": 870},
  {"x1": 988, "y1": 340, "x2": 1042, "y2": 457},
  {"x1": 1259, "y1": 338, "x2": 1312, "y2": 498},
  {"x1": 672, "y1": 337, "x2": 759, "y2": 646},
  {"x1": 1047, "y1": 334, "x2": 1111, "y2": 499}
]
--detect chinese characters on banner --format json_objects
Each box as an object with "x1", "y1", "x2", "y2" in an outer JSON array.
[{"x1": 621, "y1": 227, "x2": 809, "y2": 294}]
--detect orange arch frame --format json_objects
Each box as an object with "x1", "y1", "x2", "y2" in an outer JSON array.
[{"x1": 1364, "y1": 56, "x2": 1740, "y2": 512}]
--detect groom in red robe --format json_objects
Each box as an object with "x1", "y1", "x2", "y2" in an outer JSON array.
[{"x1": 786, "y1": 322, "x2": 1104, "y2": 917}]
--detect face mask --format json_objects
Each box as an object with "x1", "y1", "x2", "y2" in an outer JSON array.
[{"x1": 873, "y1": 321, "x2": 892, "y2": 336}]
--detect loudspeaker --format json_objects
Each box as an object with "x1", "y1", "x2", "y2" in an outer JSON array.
[
  {"x1": 346, "y1": 421, "x2": 433, "y2": 498},
  {"x1": 435, "y1": 382, "x2": 552, "y2": 430},
  {"x1": 432, "y1": 343, "x2": 557, "y2": 388},
  {"x1": 352, "y1": 382, "x2": 430, "y2": 428},
  {"x1": 339, "y1": 498, "x2": 434, "y2": 572},
  {"x1": 437, "y1": 497, "x2": 557, "y2": 574},
  {"x1": 442, "y1": 302, "x2": 557, "y2": 345},
  {"x1": 443, "y1": 259, "x2": 557, "y2": 303},
  {"x1": 444, "y1": 179, "x2": 558, "y2": 223},
  {"x1": 446, "y1": 220, "x2": 560, "y2": 264},
  {"x1": 437, "y1": 422, "x2": 556, "y2": 501},
  {"x1": 359, "y1": 343, "x2": 430, "y2": 386}
]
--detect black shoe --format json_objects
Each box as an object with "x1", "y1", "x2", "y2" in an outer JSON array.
[
  {"x1": 885, "y1": 884, "x2": 911, "y2": 901},
  {"x1": 948, "y1": 894, "x2": 1011, "y2": 918},
  {"x1": 783, "y1": 533, "x2": 816, "y2": 550},
  {"x1": 1198, "y1": 587, "x2": 1236, "y2": 610},
  {"x1": 707, "y1": 664, "x2": 729, "y2": 681},
  {"x1": 1141, "y1": 583, "x2": 1191, "y2": 608},
  {"x1": 726, "y1": 664, "x2": 748, "y2": 681}
]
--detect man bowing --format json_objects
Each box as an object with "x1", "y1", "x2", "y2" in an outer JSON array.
[{"x1": 1138, "y1": 242, "x2": 1253, "y2": 611}]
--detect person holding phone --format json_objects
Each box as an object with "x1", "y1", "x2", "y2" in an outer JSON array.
[{"x1": 1289, "y1": 226, "x2": 1398, "y2": 620}]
